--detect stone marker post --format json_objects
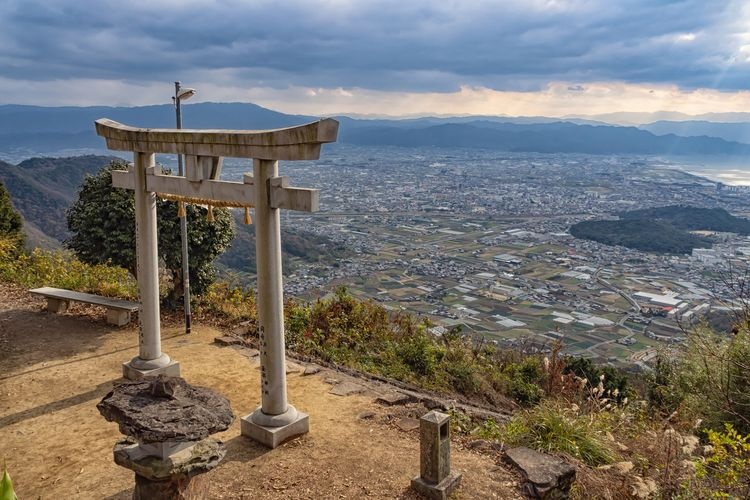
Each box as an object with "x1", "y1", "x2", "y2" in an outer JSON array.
[{"x1": 411, "y1": 410, "x2": 462, "y2": 500}]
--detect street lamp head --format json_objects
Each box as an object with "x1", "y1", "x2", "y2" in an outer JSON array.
[{"x1": 176, "y1": 87, "x2": 197, "y2": 101}]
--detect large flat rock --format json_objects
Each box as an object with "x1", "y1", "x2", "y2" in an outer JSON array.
[
  {"x1": 505, "y1": 446, "x2": 576, "y2": 499},
  {"x1": 98, "y1": 376, "x2": 234, "y2": 443}
]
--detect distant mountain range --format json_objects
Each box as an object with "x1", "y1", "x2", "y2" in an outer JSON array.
[
  {"x1": 639, "y1": 120, "x2": 750, "y2": 145},
  {"x1": 339, "y1": 121, "x2": 749, "y2": 155},
  {"x1": 1, "y1": 102, "x2": 749, "y2": 158},
  {"x1": 568, "y1": 111, "x2": 750, "y2": 126}
]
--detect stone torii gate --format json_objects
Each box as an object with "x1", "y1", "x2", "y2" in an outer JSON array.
[{"x1": 95, "y1": 117, "x2": 339, "y2": 447}]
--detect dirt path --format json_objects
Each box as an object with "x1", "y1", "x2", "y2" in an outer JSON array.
[{"x1": 0, "y1": 283, "x2": 520, "y2": 499}]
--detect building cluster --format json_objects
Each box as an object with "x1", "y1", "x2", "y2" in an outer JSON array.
[{"x1": 219, "y1": 148, "x2": 750, "y2": 369}]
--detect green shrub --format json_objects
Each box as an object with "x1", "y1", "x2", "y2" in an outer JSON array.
[
  {"x1": 500, "y1": 401, "x2": 617, "y2": 466},
  {"x1": 396, "y1": 332, "x2": 441, "y2": 376},
  {"x1": 646, "y1": 352, "x2": 684, "y2": 416},
  {"x1": 505, "y1": 358, "x2": 545, "y2": 405},
  {"x1": 691, "y1": 423, "x2": 750, "y2": 498},
  {"x1": 566, "y1": 357, "x2": 629, "y2": 403},
  {"x1": 0, "y1": 181, "x2": 24, "y2": 253},
  {"x1": 194, "y1": 281, "x2": 257, "y2": 324},
  {"x1": 673, "y1": 325, "x2": 750, "y2": 434},
  {"x1": 0, "y1": 238, "x2": 136, "y2": 298}
]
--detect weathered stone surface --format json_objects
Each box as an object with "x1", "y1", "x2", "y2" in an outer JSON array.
[
  {"x1": 411, "y1": 472, "x2": 462, "y2": 500},
  {"x1": 122, "y1": 359, "x2": 181, "y2": 381},
  {"x1": 232, "y1": 346, "x2": 260, "y2": 358},
  {"x1": 98, "y1": 376, "x2": 234, "y2": 443},
  {"x1": 375, "y1": 392, "x2": 415, "y2": 406},
  {"x1": 419, "y1": 411, "x2": 452, "y2": 484},
  {"x1": 214, "y1": 335, "x2": 244, "y2": 346},
  {"x1": 302, "y1": 365, "x2": 322, "y2": 376},
  {"x1": 286, "y1": 361, "x2": 303, "y2": 374},
  {"x1": 505, "y1": 446, "x2": 576, "y2": 500},
  {"x1": 396, "y1": 417, "x2": 421, "y2": 432},
  {"x1": 240, "y1": 410, "x2": 309, "y2": 449},
  {"x1": 411, "y1": 411, "x2": 462, "y2": 499},
  {"x1": 133, "y1": 473, "x2": 208, "y2": 500},
  {"x1": 114, "y1": 437, "x2": 226, "y2": 481},
  {"x1": 230, "y1": 321, "x2": 253, "y2": 337},
  {"x1": 329, "y1": 381, "x2": 365, "y2": 396}
]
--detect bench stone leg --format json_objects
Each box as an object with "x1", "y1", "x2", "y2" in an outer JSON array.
[
  {"x1": 47, "y1": 298, "x2": 69, "y2": 314},
  {"x1": 107, "y1": 309, "x2": 131, "y2": 326}
]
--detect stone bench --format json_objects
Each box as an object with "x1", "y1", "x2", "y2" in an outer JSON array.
[{"x1": 29, "y1": 287, "x2": 139, "y2": 326}]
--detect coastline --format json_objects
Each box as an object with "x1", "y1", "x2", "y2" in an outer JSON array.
[
  {"x1": 683, "y1": 168, "x2": 750, "y2": 187},
  {"x1": 660, "y1": 159, "x2": 750, "y2": 187}
]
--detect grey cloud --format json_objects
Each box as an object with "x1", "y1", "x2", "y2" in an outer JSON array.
[{"x1": 0, "y1": 0, "x2": 748, "y2": 94}]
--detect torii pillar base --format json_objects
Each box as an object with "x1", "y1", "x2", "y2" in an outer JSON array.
[
  {"x1": 123, "y1": 354, "x2": 181, "y2": 381},
  {"x1": 240, "y1": 405, "x2": 309, "y2": 449}
]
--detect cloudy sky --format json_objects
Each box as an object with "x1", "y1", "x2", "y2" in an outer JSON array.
[{"x1": 1, "y1": 0, "x2": 749, "y2": 117}]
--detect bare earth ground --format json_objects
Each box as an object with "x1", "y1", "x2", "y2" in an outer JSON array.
[{"x1": 0, "y1": 283, "x2": 521, "y2": 499}]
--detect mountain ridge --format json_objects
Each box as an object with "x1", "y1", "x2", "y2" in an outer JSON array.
[{"x1": 2, "y1": 102, "x2": 749, "y2": 157}]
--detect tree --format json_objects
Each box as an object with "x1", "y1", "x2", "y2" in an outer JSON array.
[
  {"x1": 0, "y1": 180, "x2": 25, "y2": 250},
  {"x1": 66, "y1": 161, "x2": 235, "y2": 306}
]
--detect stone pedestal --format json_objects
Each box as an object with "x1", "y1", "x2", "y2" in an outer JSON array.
[
  {"x1": 98, "y1": 376, "x2": 234, "y2": 499},
  {"x1": 411, "y1": 411, "x2": 462, "y2": 500},
  {"x1": 122, "y1": 355, "x2": 181, "y2": 380},
  {"x1": 241, "y1": 405, "x2": 309, "y2": 449},
  {"x1": 133, "y1": 473, "x2": 208, "y2": 500},
  {"x1": 114, "y1": 438, "x2": 224, "y2": 500}
]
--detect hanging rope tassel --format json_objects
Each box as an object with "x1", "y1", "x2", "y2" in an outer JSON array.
[
  {"x1": 207, "y1": 205, "x2": 214, "y2": 222},
  {"x1": 177, "y1": 201, "x2": 186, "y2": 218},
  {"x1": 243, "y1": 206, "x2": 253, "y2": 225}
]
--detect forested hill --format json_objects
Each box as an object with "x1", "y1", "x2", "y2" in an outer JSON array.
[
  {"x1": 569, "y1": 219, "x2": 712, "y2": 254},
  {"x1": 569, "y1": 205, "x2": 750, "y2": 254},
  {"x1": 0, "y1": 155, "x2": 117, "y2": 246},
  {"x1": 619, "y1": 205, "x2": 750, "y2": 234}
]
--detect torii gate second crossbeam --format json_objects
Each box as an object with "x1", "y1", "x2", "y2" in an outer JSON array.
[{"x1": 96, "y1": 117, "x2": 339, "y2": 448}]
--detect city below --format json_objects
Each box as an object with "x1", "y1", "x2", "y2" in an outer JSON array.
[{"x1": 209, "y1": 145, "x2": 750, "y2": 371}]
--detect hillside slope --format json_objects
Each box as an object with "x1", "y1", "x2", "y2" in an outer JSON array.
[
  {"x1": 0, "y1": 155, "x2": 116, "y2": 245},
  {"x1": 0, "y1": 156, "x2": 349, "y2": 269}
]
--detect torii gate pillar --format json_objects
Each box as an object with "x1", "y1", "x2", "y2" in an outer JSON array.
[
  {"x1": 123, "y1": 151, "x2": 180, "y2": 380},
  {"x1": 240, "y1": 158, "x2": 309, "y2": 447},
  {"x1": 96, "y1": 117, "x2": 338, "y2": 448}
]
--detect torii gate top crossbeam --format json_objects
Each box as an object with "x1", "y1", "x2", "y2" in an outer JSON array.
[{"x1": 95, "y1": 118, "x2": 339, "y2": 160}]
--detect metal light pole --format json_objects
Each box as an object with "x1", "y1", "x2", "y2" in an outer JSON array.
[{"x1": 173, "y1": 81, "x2": 196, "y2": 334}]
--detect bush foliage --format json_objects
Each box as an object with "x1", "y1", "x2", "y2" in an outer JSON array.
[
  {"x1": 0, "y1": 181, "x2": 24, "y2": 252},
  {"x1": 65, "y1": 162, "x2": 234, "y2": 306},
  {"x1": 0, "y1": 236, "x2": 136, "y2": 298}
]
